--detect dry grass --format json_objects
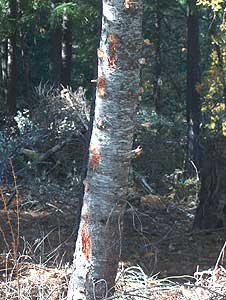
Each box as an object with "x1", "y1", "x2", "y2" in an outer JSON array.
[
  {"x1": 112, "y1": 259, "x2": 226, "y2": 300},
  {"x1": 1, "y1": 253, "x2": 226, "y2": 300},
  {"x1": 0, "y1": 258, "x2": 68, "y2": 300},
  {"x1": 0, "y1": 228, "x2": 226, "y2": 300},
  {"x1": 1, "y1": 175, "x2": 226, "y2": 299}
]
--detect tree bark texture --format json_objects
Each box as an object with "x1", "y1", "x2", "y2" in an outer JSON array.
[
  {"x1": 186, "y1": 0, "x2": 201, "y2": 171},
  {"x1": 76, "y1": 1, "x2": 102, "y2": 237},
  {"x1": 67, "y1": 1, "x2": 143, "y2": 299},
  {"x1": 7, "y1": 0, "x2": 18, "y2": 116},
  {"x1": 61, "y1": 2, "x2": 72, "y2": 87},
  {"x1": 193, "y1": 137, "x2": 226, "y2": 230}
]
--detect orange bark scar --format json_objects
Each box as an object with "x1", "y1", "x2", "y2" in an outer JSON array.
[
  {"x1": 89, "y1": 144, "x2": 101, "y2": 171},
  {"x1": 81, "y1": 215, "x2": 91, "y2": 261},
  {"x1": 97, "y1": 48, "x2": 106, "y2": 60},
  {"x1": 125, "y1": 0, "x2": 133, "y2": 9},
  {"x1": 83, "y1": 179, "x2": 90, "y2": 193},
  {"x1": 98, "y1": 75, "x2": 106, "y2": 97},
  {"x1": 108, "y1": 33, "x2": 119, "y2": 69}
]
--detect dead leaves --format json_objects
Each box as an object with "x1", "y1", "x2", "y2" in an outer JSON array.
[{"x1": 195, "y1": 82, "x2": 202, "y2": 94}]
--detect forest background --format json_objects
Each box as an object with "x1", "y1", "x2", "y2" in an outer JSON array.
[{"x1": 0, "y1": 0, "x2": 226, "y2": 299}]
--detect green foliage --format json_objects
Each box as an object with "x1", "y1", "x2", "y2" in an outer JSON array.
[
  {"x1": 50, "y1": 2, "x2": 78, "y2": 28},
  {"x1": 0, "y1": 0, "x2": 225, "y2": 190},
  {"x1": 197, "y1": 0, "x2": 225, "y2": 12}
]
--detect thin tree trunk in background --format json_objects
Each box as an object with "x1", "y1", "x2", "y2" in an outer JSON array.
[
  {"x1": 186, "y1": 0, "x2": 201, "y2": 172},
  {"x1": 49, "y1": 0, "x2": 62, "y2": 85},
  {"x1": 21, "y1": 34, "x2": 32, "y2": 109},
  {"x1": 154, "y1": 0, "x2": 162, "y2": 114},
  {"x1": 50, "y1": 26, "x2": 62, "y2": 84},
  {"x1": 67, "y1": 0, "x2": 143, "y2": 299},
  {"x1": 7, "y1": 0, "x2": 18, "y2": 116},
  {"x1": 61, "y1": 1, "x2": 72, "y2": 87},
  {"x1": 1, "y1": 40, "x2": 8, "y2": 102}
]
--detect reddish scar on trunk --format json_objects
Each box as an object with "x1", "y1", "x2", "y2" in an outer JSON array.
[{"x1": 81, "y1": 216, "x2": 91, "y2": 261}]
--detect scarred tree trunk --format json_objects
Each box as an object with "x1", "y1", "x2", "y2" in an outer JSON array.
[
  {"x1": 186, "y1": 0, "x2": 201, "y2": 171},
  {"x1": 193, "y1": 137, "x2": 226, "y2": 230},
  {"x1": 61, "y1": 1, "x2": 72, "y2": 87},
  {"x1": 67, "y1": 1, "x2": 143, "y2": 299}
]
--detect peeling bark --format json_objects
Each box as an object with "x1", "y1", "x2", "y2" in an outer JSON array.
[{"x1": 67, "y1": 1, "x2": 143, "y2": 299}]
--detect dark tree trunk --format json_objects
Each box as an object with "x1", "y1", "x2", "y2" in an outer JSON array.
[
  {"x1": 186, "y1": 0, "x2": 201, "y2": 171},
  {"x1": 21, "y1": 34, "x2": 32, "y2": 109},
  {"x1": 7, "y1": 0, "x2": 18, "y2": 116},
  {"x1": 153, "y1": 0, "x2": 162, "y2": 114},
  {"x1": 193, "y1": 137, "x2": 226, "y2": 230},
  {"x1": 61, "y1": 1, "x2": 72, "y2": 87},
  {"x1": 49, "y1": 0, "x2": 62, "y2": 85},
  {"x1": 50, "y1": 26, "x2": 62, "y2": 84},
  {"x1": 1, "y1": 40, "x2": 8, "y2": 102}
]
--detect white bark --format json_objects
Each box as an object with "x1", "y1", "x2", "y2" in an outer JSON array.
[{"x1": 67, "y1": 1, "x2": 143, "y2": 299}]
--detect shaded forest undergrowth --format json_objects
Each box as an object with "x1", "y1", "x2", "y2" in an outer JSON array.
[
  {"x1": 0, "y1": 182, "x2": 226, "y2": 299},
  {"x1": 0, "y1": 85, "x2": 225, "y2": 299}
]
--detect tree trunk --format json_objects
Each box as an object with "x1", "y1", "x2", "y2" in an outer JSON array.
[
  {"x1": 1, "y1": 40, "x2": 8, "y2": 102},
  {"x1": 67, "y1": 1, "x2": 143, "y2": 299},
  {"x1": 61, "y1": 1, "x2": 72, "y2": 87},
  {"x1": 186, "y1": 0, "x2": 201, "y2": 171},
  {"x1": 193, "y1": 137, "x2": 226, "y2": 230},
  {"x1": 50, "y1": 26, "x2": 62, "y2": 84},
  {"x1": 49, "y1": 0, "x2": 62, "y2": 85},
  {"x1": 76, "y1": 1, "x2": 102, "y2": 236},
  {"x1": 21, "y1": 33, "x2": 32, "y2": 109},
  {"x1": 153, "y1": 0, "x2": 162, "y2": 114},
  {"x1": 7, "y1": 0, "x2": 18, "y2": 116}
]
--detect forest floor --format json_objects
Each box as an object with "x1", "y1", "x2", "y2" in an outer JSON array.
[{"x1": 0, "y1": 183, "x2": 226, "y2": 299}]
